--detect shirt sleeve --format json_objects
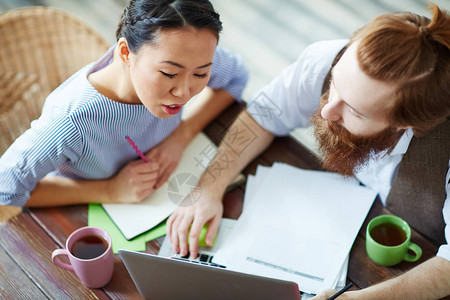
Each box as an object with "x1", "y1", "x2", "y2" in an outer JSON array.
[
  {"x1": 207, "y1": 46, "x2": 249, "y2": 102},
  {"x1": 0, "y1": 112, "x2": 83, "y2": 206},
  {"x1": 436, "y1": 160, "x2": 450, "y2": 260},
  {"x1": 246, "y1": 39, "x2": 349, "y2": 136}
]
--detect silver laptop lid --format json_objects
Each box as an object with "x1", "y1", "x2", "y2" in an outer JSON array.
[{"x1": 119, "y1": 249, "x2": 301, "y2": 300}]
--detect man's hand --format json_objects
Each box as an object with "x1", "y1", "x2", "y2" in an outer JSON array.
[
  {"x1": 166, "y1": 187, "x2": 223, "y2": 259},
  {"x1": 312, "y1": 257, "x2": 450, "y2": 299},
  {"x1": 105, "y1": 159, "x2": 159, "y2": 203},
  {"x1": 311, "y1": 289, "x2": 338, "y2": 300}
]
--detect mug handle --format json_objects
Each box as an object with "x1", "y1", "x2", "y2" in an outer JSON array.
[
  {"x1": 403, "y1": 242, "x2": 422, "y2": 262},
  {"x1": 52, "y1": 248, "x2": 74, "y2": 271}
]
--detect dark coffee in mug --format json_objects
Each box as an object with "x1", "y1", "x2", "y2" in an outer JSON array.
[
  {"x1": 370, "y1": 222, "x2": 407, "y2": 246},
  {"x1": 71, "y1": 235, "x2": 108, "y2": 259}
]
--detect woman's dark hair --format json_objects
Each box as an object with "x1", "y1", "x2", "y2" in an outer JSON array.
[{"x1": 116, "y1": 0, "x2": 222, "y2": 53}]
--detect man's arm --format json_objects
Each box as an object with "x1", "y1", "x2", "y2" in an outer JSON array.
[
  {"x1": 200, "y1": 109, "x2": 275, "y2": 194},
  {"x1": 313, "y1": 256, "x2": 450, "y2": 299},
  {"x1": 167, "y1": 109, "x2": 275, "y2": 258}
]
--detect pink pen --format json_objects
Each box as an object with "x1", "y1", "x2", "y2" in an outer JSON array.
[{"x1": 125, "y1": 136, "x2": 149, "y2": 163}]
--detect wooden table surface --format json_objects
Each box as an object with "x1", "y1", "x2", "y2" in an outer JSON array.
[{"x1": 0, "y1": 102, "x2": 439, "y2": 299}]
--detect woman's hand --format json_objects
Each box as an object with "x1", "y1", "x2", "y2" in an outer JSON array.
[
  {"x1": 146, "y1": 129, "x2": 190, "y2": 190},
  {"x1": 166, "y1": 186, "x2": 223, "y2": 259},
  {"x1": 105, "y1": 159, "x2": 159, "y2": 203}
]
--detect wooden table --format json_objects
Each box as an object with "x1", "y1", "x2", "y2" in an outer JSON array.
[{"x1": 0, "y1": 102, "x2": 439, "y2": 299}]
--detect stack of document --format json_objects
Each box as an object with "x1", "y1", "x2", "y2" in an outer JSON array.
[{"x1": 213, "y1": 163, "x2": 376, "y2": 294}]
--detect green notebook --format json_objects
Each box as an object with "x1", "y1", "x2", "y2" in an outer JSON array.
[{"x1": 88, "y1": 204, "x2": 166, "y2": 254}]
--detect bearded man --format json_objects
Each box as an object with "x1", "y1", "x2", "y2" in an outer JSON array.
[{"x1": 167, "y1": 3, "x2": 450, "y2": 299}]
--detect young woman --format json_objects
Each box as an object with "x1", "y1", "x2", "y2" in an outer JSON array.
[{"x1": 0, "y1": 0, "x2": 248, "y2": 207}]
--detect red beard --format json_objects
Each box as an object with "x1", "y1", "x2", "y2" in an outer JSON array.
[{"x1": 311, "y1": 90, "x2": 403, "y2": 177}]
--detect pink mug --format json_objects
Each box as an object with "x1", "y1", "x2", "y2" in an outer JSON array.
[{"x1": 52, "y1": 226, "x2": 114, "y2": 288}]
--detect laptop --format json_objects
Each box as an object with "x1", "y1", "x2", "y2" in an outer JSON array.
[{"x1": 118, "y1": 218, "x2": 302, "y2": 300}]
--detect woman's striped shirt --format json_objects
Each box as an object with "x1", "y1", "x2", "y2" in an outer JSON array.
[{"x1": 0, "y1": 46, "x2": 248, "y2": 206}]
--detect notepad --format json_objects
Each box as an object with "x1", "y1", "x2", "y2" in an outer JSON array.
[
  {"x1": 88, "y1": 204, "x2": 166, "y2": 254},
  {"x1": 102, "y1": 132, "x2": 245, "y2": 240}
]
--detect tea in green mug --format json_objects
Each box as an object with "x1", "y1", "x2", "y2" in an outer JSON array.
[
  {"x1": 366, "y1": 215, "x2": 422, "y2": 266},
  {"x1": 370, "y1": 222, "x2": 406, "y2": 246}
]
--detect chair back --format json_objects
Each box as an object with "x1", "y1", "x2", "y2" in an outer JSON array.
[{"x1": 0, "y1": 6, "x2": 110, "y2": 154}]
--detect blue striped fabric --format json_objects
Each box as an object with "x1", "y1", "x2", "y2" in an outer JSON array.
[{"x1": 0, "y1": 45, "x2": 248, "y2": 206}]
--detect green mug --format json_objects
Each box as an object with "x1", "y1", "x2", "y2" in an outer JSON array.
[{"x1": 366, "y1": 215, "x2": 422, "y2": 266}]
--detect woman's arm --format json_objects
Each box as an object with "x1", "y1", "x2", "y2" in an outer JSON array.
[
  {"x1": 27, "y1": 87, "x2": 232, "y2": 207},
  {"x1": 1, "y1": 112, "x2": 159, "y2": 207},
  {"x1": 26, "y1": 159, "x2": 159, "y2": 207},
  {"x1": 147, "y1": 87, "x2": 235, "y2": 188},
  {"x1": 26, "y1": 88, "x2": 234, "y2": 207}
]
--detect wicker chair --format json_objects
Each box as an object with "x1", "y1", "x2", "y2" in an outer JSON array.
[{"x1": 0, "y1": 6, "x2": 110, "y2": 155}]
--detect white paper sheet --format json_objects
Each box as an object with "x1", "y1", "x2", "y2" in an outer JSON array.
[
  {"x1": 245, "y1": 166, "x2": 349, "y2": 294},
  {"x1": 214, "y1": 163, "x2": 375, "y2": 294}
]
